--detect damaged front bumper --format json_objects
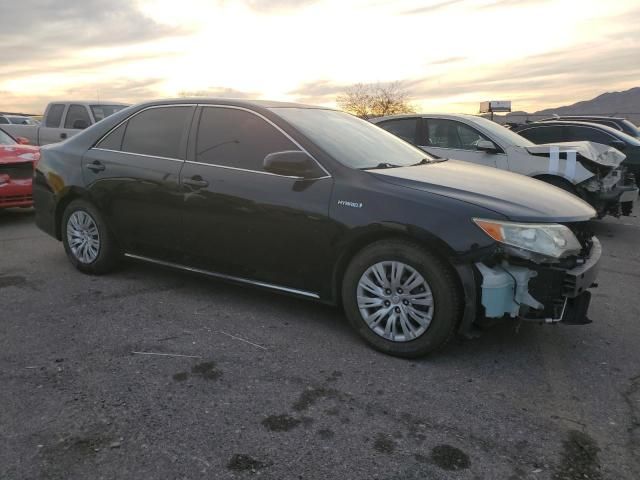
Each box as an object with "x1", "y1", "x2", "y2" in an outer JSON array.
[
  {"x1": 475, "y1": 238, "x2": 601, "y2": 325},
  {"x1": 581, "y1": 168, "x2": 638, "y2": 217}
]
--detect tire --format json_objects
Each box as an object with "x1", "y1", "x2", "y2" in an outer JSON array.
[
  {"x1": 61, "y1": 199, "x2": 121, "y2": 274},
  {"x1": 342, "y1": 239, "x2": 462, "y2": 358}
]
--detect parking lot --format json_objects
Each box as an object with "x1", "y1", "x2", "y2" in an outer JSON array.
[{"x1": 1, "y1": 207, "x2": 639, "y2": 480}]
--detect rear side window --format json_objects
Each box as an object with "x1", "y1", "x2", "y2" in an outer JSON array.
[
  {"x1": 0, "y1": 117, "x2": 9, "y2": 124},
  {"x1": 64, "y1": 104, "x2": 91, "y2": 129},
  {"x1": 121, "y1": 106, "x2": 192, "y2": 159},
  {"x1": 96, "y1": 123, "x2": 126, "y2": 151},
  {"x1": 196, "y1": 107, "x2": 298, "y2": 172},
  {"x1": 377, "y1": 118, "x2": 417, "y2": 143},
  {"x1": 45, "y1": 104, "x2": 65, "y2": 128},
  {"x1": 517, "y1": 126, "x2": 566, "y2": 144},
  {"x1": 564, "y1": 126, "x2": 616, "y2": 144}
]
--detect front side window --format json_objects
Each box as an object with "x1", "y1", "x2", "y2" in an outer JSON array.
[
  {"x1": 423, "y1": 119, "x2": 490, "y2": 150},
  {"x1": 45, "y1": 104, "x2": 65, "y2": 128},
  {"x1": 121, "y1": 106, "x2": 192, "y2": 159},
  {"x1": 517, "y1": 126, "x2": 566, "y2": 144},
  {"x1": 64, "y1": 105, "x2": 92, "y2": 129},
  {"x1": 196, "y1": 107, "x2": 298, "y2": 172},
  {"x1": 377, "y1": 118, "x2": 418, "y2": 143}
]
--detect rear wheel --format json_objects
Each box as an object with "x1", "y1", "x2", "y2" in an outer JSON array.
[
  {"x1": 342, "y1": 239, "x2": 462, "y2": 358},
  {"x1": 62, "y1": 199, "x2": 121, "y2": 274}
]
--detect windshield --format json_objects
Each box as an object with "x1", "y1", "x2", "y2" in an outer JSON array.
[
  {"x1": 0, "y1": 128, "x2": 16, "y2": 145},
  {"x1": 91, "y1": 105, "x2": 127, "y2": 122},
  {"x1": 7, "y1": 116, "x2": 36, "y2": 125},
  {"x1": 273, "y1": 108, "x2": 433, "y2": 169},
  {"x1": 621, "y1": 119, "x2": 640, "y2": 138},
  {"x1": 470, "y1": 115, "x2": 536, "y2": 147}
]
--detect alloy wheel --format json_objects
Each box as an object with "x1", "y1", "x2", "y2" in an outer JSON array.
[
  {"x1": 357, "y1": 261, "x2": 434, "y2": 342},
  {"x1": 66, "y1": 210, "x2": 101, "y2": 264}
]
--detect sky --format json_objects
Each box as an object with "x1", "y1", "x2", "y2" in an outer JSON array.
[{"x1": 1, "y1": 0, "x2": 639, "y2": 114}]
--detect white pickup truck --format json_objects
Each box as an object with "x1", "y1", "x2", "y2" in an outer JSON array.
[{"x1": 2, "y1": 101, "x2": 128, "y2": 146}]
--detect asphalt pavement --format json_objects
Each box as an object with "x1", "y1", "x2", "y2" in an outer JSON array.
[{"x1": 1, "y1": 207, "x2": 639, "y2": 480}]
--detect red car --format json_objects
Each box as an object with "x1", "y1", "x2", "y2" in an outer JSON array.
[{"x1": 0, "y1": 128, "x2": 40, "y2": 208}]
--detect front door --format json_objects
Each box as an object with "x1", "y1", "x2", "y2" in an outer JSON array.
[
  {"x1": 83, "y1": 105, "x2": 195, "y2": 260},
  {"x1": 419, "y1": 118, "x2": 500, "y2": 168},
  {"x1": 179, "y1": 106, "x2": 334, "y2": 296}
]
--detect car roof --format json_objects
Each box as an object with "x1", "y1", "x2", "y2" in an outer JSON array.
[
  {"x1": 518, "y1": 120, "x2": 624, "y2": 134},
  {"x1": 544, "y1": 115, "x2": 624, "y2": 120},
  {"x1": 134, "y1": 98, "x2": 327, "y2": 110},
  {"x1": 370, "y1": 113, "x2": 481, "y2": 122}
]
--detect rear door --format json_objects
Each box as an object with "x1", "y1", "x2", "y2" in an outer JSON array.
[
  {"x1": 84, "y1": 104, "x2": 195, "y2": 260},
  {"x1": 375, "y1": 118, "x2": 419, "y2": 144},
  {"x1": 39, "y1": 103, "x2": 68, "y2": 145},
  {"x1": 179, "y1": 105, "x2": 334, "y2": 295},
  {"x1": 418, "y1": 118, "x2": 501, "y2": 168}
]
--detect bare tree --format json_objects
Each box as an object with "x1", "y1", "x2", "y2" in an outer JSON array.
[{"x1": 336, "y1": 82, "x2": 416, "y2": 119}]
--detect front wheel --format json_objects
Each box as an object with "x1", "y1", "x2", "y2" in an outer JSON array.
[
  {"x1": 342, "y1": 239, "x2": 462, "y2": 358},
  {"x1": 62, "y1": 199, "x2": 121, "y2": 274}
]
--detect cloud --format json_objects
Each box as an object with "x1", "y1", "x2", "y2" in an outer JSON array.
[
  {"x1": 428, "y1": 56, "x2": 467, "y2": 66},
  {"x1": 0, "y1": 0, "x2": 188, "y2": 65},
  {"x1": 224, "y1": 0, "x2": 319, "y2": 12},
  {"x1": 288, "y1": 80, "x2": 355, "y2": 104},
  {"x1": 400, "y1": 0, "x2": 468, "y2": 15},
  {"x1": 479, "y1": 0, "x2": 551, "y2": 8},
  {"x1": 407, "y1": 43, "x2": 640, "y2": 103},
  {"x1": 177, "y1": 86, "x2": 261, "y2": 99}
]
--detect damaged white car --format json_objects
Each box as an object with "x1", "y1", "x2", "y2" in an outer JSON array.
[{"x1": 372, "y1": 113, "x2": 639, "y2": 218}]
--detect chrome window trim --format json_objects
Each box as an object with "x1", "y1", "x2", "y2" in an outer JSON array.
[
  {"x1": 124, "y1": 253, "x2": 320, "y2": 299},
  {"x1": 417, "y1": 145, "x2": 507, "y2": 156},
  {"x1": 185, "y1": 159, "x2": 331, "y2": 180},
  {"x1": 91, "y1": 103, "x2": 333, "y2": 180},
  {"x1": 198, "y1": 104, "x2": 332, "y2": 178},
  {"x1": 92, "y1": 147, "x2": 185, "y2": 163}
]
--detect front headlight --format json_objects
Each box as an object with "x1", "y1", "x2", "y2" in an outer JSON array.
[{"x1": 473, "y1": 218, "x2": 582, "y2": 260}]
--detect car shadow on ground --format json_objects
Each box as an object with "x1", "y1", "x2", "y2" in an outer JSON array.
[
  {"x1": 0, "y1": 208, "x2": 35, "y2": 227},
  {"x1": 116, "y1": 258, "x2": 547, "y2": 363}
]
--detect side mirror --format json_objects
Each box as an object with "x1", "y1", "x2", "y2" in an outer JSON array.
[
  {"x1": 476, "y1": 139, "x2": 499, "y2": 153},
  {"x1": 16, "y1": 136, "x2": 30, "y2": 145},
  {"x1": 72, "y1": 119, "x2": 89, "y2": 130},
  {"x1": 263, "y1": 151, "x2": 319, "y2": 178},
  {"x1": 609, "y1": 140, "x2": 627, "y2": 152}
]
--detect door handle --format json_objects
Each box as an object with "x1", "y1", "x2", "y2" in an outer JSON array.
[
  {"x1": 86, "y1": 161, "x2": 105, "y2": 172},
  {"x1": 183, "y1": 176, "x2": 209, "y2": 188},
  {"x1": 60, "y1": 133, "x2": 67, "y2": 139}
]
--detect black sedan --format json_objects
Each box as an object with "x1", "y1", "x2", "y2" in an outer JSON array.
[
  {"x1": 513, "y1": 120, "x2": 640, "y2": 186},
  {"x1": 34, "y1": 99, "x2": 601, "y2": 357}
]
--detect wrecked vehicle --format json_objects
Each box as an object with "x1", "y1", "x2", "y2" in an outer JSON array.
[
  {"x1": 34, "y1": 100, "x2": 600, "y2": 357},
  {"x1": 372, "y1": 113, "x2": 638, "y2": 218},
  {"x1": 0, "y1": 127, "x2": 39, "y2": 209}
]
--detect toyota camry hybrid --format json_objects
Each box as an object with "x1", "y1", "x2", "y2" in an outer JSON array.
[{"x1": 33, "y1": 99, "x2": 601, "y2": 357}]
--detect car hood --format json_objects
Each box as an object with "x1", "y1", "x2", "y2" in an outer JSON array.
[
  {"x1": 371, "y1": 160, "x2": 596, "y2": 223},
  {"x1": 0, "y1": 144, "x2": 39, "y2": 164},
  {"x1": 526, "y1": 141, "x2": 625, "y2": 168}
]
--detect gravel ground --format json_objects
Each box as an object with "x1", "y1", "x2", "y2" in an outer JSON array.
[{"x1": 1, "y1": 206, "x2": 639, "y2": 480}]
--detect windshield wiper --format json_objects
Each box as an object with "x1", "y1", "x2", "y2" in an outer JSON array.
[{"x1": 361, "y1": 162, "x2": 403, "y2": 170}]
